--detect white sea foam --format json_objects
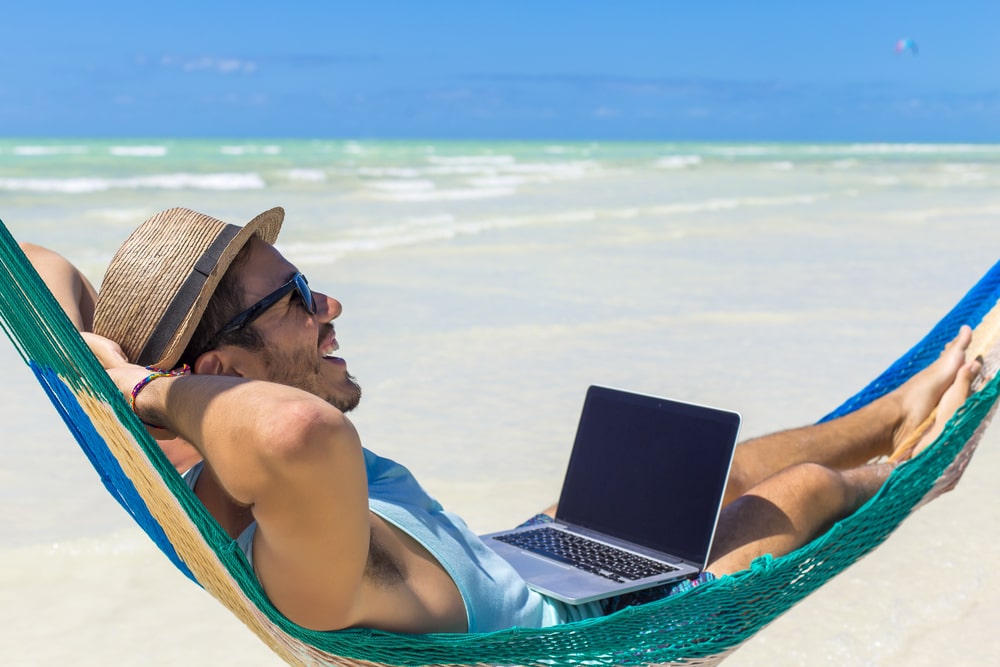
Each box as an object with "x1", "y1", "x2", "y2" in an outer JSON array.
[
  {"x1": 501, "y1": 161, "x2": 596, "y2": 179},
  {"x1": 871, "y1": 176, "x2": 902, "y2": 186},
  {"x1": 121, "y1": 173, "x2": 268, "y2": 190},
  {"x1": 219, "y1": 145, "x2": 282, "y2": 156},
  {"x1": 705, "y1": 145, "x2": 778, "y2": 157},
  {"x1": 931, "y1": 164, "x2": 988, "y2": 184},
  {"x1": 417, "y1": 160, "x2": 597, "y2": 182},
  {"x1": 884, "y1": 204, "x2": 1000, "y2": 224},
  {"x1": 85, "y1": 208, "x2": 156, "y2": 223},
  {"x1": 466, "y1": 175, "x2": 530, "y2": 189},
  {"x1": 287, "y1": 192, "x2": 828, "y2": 265},
  {"x1": 12, "y1": 145, "x2": 88, "y2": 156},
  {"x1": 365, "y1": 179, "x2": 437, "y2": 193},
  {"x1": 0, "y1": 177, "x2": 119, "y2": 194},
  {"x1": 408, "y1": 213, "x2": 457, "y2": 225},
  {"x1": 653, "y1": 155, "x2": 702, "y2": 169},
  {"x1": 648, "y1": 193, "x2": 822, "y2": 217},
  {"x1": 109, "y1": 145, "x2": 168, "y2": 157},
  {"x1": 376, "y1": 187, "x2": 517, "y2": 202},
  {"x1": 423, "y1": 164, "x2": 501, "y2": 176},
  {"x1": 338, "y1": 214, "x2": 458, "y2": 240},
  {"x1": 939, "y1": 163, "x2": 988, "y2": 180},
  {"x1": 426, "y1": 154, "x2": 516, "y2": 166},
  {"x1": 283, "y1": 168, "x2": 327, "y2": 182},
  {"x1": 420, "y1": 158, "x2": 586, "y2": 179},
  {"x1": 357, "y1": 167, "x2": 423, "y2": 178},
  {"x1": 280, "y1": 209, "x2": 600, "y2": 264},
  {"x1": 941, "y1": 163, "x2": 981, "y2": 172},
  {"x1": 286, "y1": 192, "x2": 832, "y2": 266},
  {"x1": 363, "y1": 178, "x2": 518, "y2": 202},
  {"x1": 0, "y1": 172, "x2": 265, "y2": 193},
  {"x1": 767, "y1": 161, "x2": 795, "y2": 170},
  {"x1": 842, "y1": 143, "x2": 1000, "y2": 155},
  {"x1": 409, "y1": 188, "x2": 512, "y2": 202}
]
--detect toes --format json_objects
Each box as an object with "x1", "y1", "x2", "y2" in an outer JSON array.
[
  {"x1": 943, "y1": 362, "x2": 976, "y2": 408},
  {"x1": 941, "y1": 325, "x2": 972, "y2": 356},
  {"x1": 960, "y1": 358, "x2": 984, "y2": 395},
  {"x1": 954, "y1": 325, "x2": 972, "y2": 350},
  {"x1": 909, "y1": 358, "x2": 982, "y2": 460}
]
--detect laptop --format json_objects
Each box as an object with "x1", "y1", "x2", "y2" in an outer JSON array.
[{"x1": 482, "y1": 385, "x2": 741, "y2": 605}]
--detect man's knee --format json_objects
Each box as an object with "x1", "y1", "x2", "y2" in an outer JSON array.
[
  {"x1": 724, "y1": 458, "x2": 763, "y2": 504},
  {"x1": 781, "y1": 462, "x2": 849, "y2": 515},
  {"x1": 727, "y1": 458, "x2": 843, "y2": 506}
]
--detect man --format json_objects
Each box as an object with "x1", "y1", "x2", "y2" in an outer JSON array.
[{"x1": 24, "y1": 207, "x2": 983, "y2": 634}]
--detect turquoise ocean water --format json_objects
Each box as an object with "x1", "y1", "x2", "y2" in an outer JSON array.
[{"x1": 1, "y1": 139, "x2": 1000, "y2": 665}]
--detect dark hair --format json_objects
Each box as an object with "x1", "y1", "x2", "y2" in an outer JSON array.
[{"x1": 178, "y1": 242, "x2": 265, "y2": 367}]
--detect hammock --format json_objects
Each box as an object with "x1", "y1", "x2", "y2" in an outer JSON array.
[{"x1": 1, "y1": 216, "x2": 999, "y2": 667}]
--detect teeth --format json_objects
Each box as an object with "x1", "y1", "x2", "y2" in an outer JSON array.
[{"x1": 319, "y1": 335, "x2": 339, "y2": 357}]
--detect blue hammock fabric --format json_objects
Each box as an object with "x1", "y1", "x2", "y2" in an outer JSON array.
[{"x1": 1, "y1": 216, "x2": 998, "y2": 667}]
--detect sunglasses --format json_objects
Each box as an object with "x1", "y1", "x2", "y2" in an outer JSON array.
[{"x1": 211, "y1": 272, "x2": 316, "y2": 342}]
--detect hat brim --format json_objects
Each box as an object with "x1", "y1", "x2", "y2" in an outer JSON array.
[{"x1": 94, "y1": 207, "x2": 284, "y2": 368}]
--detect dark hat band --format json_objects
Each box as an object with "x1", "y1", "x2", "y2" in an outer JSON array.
[{"x1": 136, "y1": 224, "x2": 241, "y2": 366}]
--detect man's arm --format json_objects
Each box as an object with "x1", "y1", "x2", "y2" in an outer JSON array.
[
  {"x1": 106, "y1": 354, "x2": 372, "y2": 630},
  {"x1": 20, "y1": 242, "x2": 97, "y2": 331},
  {"x1": 22, "y1": 242, "x2": 203, "y2": 474},
  {"x1": 30, "y1": 241, "x2": 373, "y2": 628}
]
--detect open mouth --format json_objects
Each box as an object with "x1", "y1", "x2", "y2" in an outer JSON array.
[{"x1": 319, "y1": 326, "x2": 340, "y2": 359}]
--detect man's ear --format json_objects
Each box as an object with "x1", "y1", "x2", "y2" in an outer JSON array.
[{"x1": 193, "y1": 349, "x2": 245, "y2": 377}]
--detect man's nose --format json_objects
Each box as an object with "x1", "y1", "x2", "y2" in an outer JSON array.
[{"x1": 313, "y1": 291, "x2": 342, "y2": 321}]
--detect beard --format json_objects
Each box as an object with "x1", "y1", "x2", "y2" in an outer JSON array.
[
  {"x1": 261, "y1": 344, "x2": 363, "y2": 413},
  {"x1": 331, "y1": 371, "x2": 363, "y2": 413}
]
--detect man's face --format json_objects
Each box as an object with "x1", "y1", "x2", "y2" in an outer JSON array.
[{"x1": 227, "y1": 238, "x2": 362, "y2": 412}]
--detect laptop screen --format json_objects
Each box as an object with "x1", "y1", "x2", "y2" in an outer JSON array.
[{"x1": 555, "y1": 386, "x2": 740, "y2": 566}]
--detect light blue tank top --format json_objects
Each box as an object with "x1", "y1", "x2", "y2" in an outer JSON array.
[{"x1": 183, "y1": 449, "x2": 602, "y2": 632}]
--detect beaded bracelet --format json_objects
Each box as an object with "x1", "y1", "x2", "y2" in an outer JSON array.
[{"x1": 129, "y1": 364, "x2": 191, "y2": 428}]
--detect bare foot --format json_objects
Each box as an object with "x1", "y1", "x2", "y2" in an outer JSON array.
[
  {"x1": 906, "y1": 358, "x2": 983, "y2": 459},
  {"x1": 889, "y1": 325, "x2": 972, "y2": 458}
]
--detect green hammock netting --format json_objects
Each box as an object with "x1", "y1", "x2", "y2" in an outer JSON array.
[{"x1": 1, "y1": 217, "x2": 998, "y2": 667}]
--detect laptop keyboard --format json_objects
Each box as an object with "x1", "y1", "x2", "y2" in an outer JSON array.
[{"x1": 494, "y1": 526, "x2": 679, "y2": 583}]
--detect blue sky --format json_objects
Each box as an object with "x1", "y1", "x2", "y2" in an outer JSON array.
[{"x1": 2, "y1": 1, "x2": 997, "y2": 141}]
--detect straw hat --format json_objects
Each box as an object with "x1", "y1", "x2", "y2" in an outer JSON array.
[{"x1": 93, "y1": 207, "x2": 284, "y2": 369}]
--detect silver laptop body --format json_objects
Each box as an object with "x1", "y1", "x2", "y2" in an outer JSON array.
[{"x1": 482, "y1": 385, "x2": 740, "y2": 605}]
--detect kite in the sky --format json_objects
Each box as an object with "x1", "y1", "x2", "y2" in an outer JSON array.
[{"x1": 895, "y1": 38, "x2": 918, "y2": 55}]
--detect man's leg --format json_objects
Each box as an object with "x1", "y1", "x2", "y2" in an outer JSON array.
[
  {"x1": 708, "y1": 358, "x2": 981, "y2": 575},
  {"x1": 722, "y1": 326, "x2": 973, "y2": 504},
  {"x1": 708, "y1": 462, "x2": 891, "y2": 574},
  {"x1": 539, "y1": 327, "x2": 974, "y2": 517}
]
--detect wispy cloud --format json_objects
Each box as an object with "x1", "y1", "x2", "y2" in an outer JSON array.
[
  {"x1": 139, "y1": 51, "x2": 379, "y2": 76},
  {"x1": 157, "y1": 55, "x2": 257, "y2": 74}
]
